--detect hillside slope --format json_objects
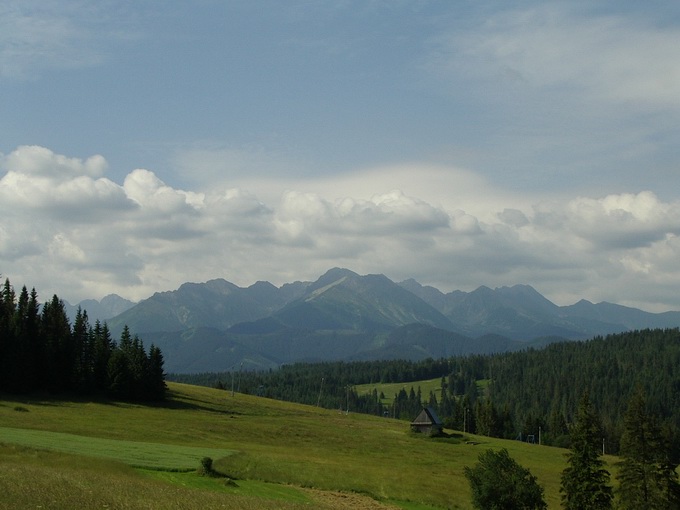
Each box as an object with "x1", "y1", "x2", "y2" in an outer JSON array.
[{"x1": 0, "y1": 382, "x2": 583, "y2": 509}]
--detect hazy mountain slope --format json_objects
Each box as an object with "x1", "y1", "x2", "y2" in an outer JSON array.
[
  {"x1": 274, "y1": 268, "x2": 455, "y2": 332},
  {"x1": 108, "y1": 278, "x2": 308, "y2": 336},
  {"x1": 141, "y1": 327, "x2": 280, "y2": 373},
  {"x1": 399, "y1": 280, "x2": 634, "y2": 340},
  {"x1": 562, "y1": 299, "x2": 680, "y2": 330},
  {"x1": 93, "y1": 268, "x2": 680, "y2": 373},
  {"x1": 348, "y1": 323, "x2": 528, "y2": 361},
  {"x1": 65, "y1": 294, "x2": 135, "y2": 325}
]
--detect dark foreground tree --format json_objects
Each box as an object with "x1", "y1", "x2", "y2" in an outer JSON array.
[
  {"x1": 560, "y1": 392, "x2": 613, "y2": 510},
  {"x1": 464, "y1": 448, "x2": 547, "y2": 510},
  {"x1": 0, "y1": 278, "x2": 165, "y2": 401},
  {"x1": 616, "y1": 387, "x2": 680, "y2": 509}
]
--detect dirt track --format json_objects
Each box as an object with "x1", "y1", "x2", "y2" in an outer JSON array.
[{"x1": 301, "y1": 488, "x2": 401, "y2": 510}]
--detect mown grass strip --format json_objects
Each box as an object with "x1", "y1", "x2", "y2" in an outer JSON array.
[{"x1": 0, "y1": 426, "x2": 234, "y2": 471}]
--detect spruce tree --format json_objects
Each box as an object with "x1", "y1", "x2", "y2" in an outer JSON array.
[
  {"x1": 72, "y1": 307, "x2": 93, "y2": 392},
  {"x1": 617, "y1": 387, "x2": 680, "y2": 509},
  {"x1": 560, "y1": 392, "x2": 613, "y2": 510},
  {"x1": 0, "y1": 278, "x2": 16, "y2": 390},
  {"x1": 91, "y1": 321, "x2": 114, "y2": 392},
  {"x1": 147, "y1": 344, "x2": 167, "y2": 400},
  {"x1": 40, "y1": 295, "x2": 73, "y2": 391}
]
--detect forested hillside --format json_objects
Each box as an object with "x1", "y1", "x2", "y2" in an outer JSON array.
[
  {"x1": 0, "y1": 279, "x2": 166, "y2": 401},
  {"x1": 172, "y1": 328, "x2": 680, "y2": 457}
]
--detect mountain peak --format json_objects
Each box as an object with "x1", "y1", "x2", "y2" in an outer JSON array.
[{"x1": 308, "y1": 268, "x2": 359, "y2": 292}]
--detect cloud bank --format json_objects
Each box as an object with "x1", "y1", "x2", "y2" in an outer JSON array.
[{"x1": 2, "y1": 145, "x2": 680, "y2": 312}]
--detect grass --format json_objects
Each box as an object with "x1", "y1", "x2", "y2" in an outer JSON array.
[
  {"x1": 0, "y1": 426, "x2": 234, "y2": 470},
  {"x1": 0, "y1": 444, "x2": 315, "y2": 510},
  {"x1": 355, "y1": 377, "x2": 491, "y2": 405},
  {"x1": 355, "y1": 377, "x2": 445, "y2": 404},
  {"x1": 0, "y1": 382, "x2": 618, "y2": 509}
]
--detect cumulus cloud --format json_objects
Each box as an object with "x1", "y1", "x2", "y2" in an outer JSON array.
[
  {"x1": 2, "y1": 145, "x2": 680, "y2": 312},
  {"x1": 4, "y1": 144, "x2": 107, "y2": 177},
  {"x1": 564, "y1": 191, "x2": 680, "y2": 249}
]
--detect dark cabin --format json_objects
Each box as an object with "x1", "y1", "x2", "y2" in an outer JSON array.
[{"x1": 410, "y1": 406, "x2": 443, "y2": 436}]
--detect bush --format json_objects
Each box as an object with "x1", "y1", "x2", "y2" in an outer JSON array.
[
  {"x1": 464, "y1": 448, "x2": 547, "y2": 510},
  {"x1": 198, "y1": 457, "x2": 214, "y2": 476}
]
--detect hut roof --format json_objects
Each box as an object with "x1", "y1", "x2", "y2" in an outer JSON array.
[{"x1": 411, "y1": 406, "x2": 443, "y2": 427}]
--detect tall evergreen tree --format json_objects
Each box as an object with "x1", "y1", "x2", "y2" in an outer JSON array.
[
  {"x1": 616, "y1": 387, "x2": 680, "y2": 509},
  {"x1": 560, "y1": 392, "x2": 613, "y2": 510},
  {"x1": 72, "y1": 307, "x2": 93, "y2": 392},
  {"x1": 146, "y1": 344, "x2": 167, "y2": 400},
  {"x1": 0, "y1": 278, "x2": 17, "y2": 389},
  {"x1": 40, "y1": 295, "x2": 73, "y2": 391},
  {"x1": 91, "y1": 320, "x2": 114, "y2": 392},
  {"x1": 9, "y1": 286, "x2": 38, "y2": 392}
]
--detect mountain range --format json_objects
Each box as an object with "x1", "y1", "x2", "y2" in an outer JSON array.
[{"x1": 70, "y1": 268, "x2": 680, "y2": 373}]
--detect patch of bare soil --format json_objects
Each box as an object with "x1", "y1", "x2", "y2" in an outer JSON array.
[{"x1": 300, "y1": 488, "x2": 401, "y2": 510}]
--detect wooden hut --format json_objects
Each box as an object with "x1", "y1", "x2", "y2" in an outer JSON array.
[{"x1": 410, "y1": 406, "x2": 443, "y2": 436}]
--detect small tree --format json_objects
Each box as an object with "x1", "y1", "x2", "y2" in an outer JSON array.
[
  {"x1": 617, "y1": 387, "x2": 680, "y2": 509},
  {"x1": 464, "y1": 448, "x2": 547, "y2": 510},
  {"x1": 560, "y1": 392, "x2": 613, "y2": 510}
]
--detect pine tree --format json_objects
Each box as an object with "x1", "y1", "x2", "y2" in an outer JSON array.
[
  {"x1": 617, "y1": 387, "x2": 680, "y2": 509},
  {"x1": 0, "y1": 278, "x2": 16, "y2": 390},
  {"x1": 91, "y1": 321, "x2": 114, "y2": 392},
  {"x1": 560, "y1": 392, "x2": 613, "y2": 510},
  {"x1": 8, "y1": 286, "x2": 41, "y2": 392},
  {"x1": 107, "y1": 325, "x2": 135, "y2": 399},
  {"x1": 40, "y1": 295, "x2": 73, "y2": 391},
  {"x1": 146, "y1": 344, "x2": 167, "y2": 400},
  {"x1": 72, "y1": 307, "x2": 93, "y2": 392},
  {"x1": 107, "y1": 348, "x2": 132, "y2": 399}
]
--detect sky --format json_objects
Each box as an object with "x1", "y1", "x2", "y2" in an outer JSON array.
[{"x1": 1, "y1": 0, "x2": 680, "y2": 312}]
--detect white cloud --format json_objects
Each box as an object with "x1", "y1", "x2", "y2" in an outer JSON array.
[
  {"x1": 123, "y1": 169, "x2": 205, "y2": 213},
  {"x1": 563, "y1": 191, "x2": 680, "y2": 249},
  {"x1": 2, "y1": 145, "x2": 680, "y2": 312},
  {"x1": 0, "y1": 146, "x2": 132, "y2": 222},
  {"x1": 4, "y1": 145, "x2": 107, "y2": 177}
]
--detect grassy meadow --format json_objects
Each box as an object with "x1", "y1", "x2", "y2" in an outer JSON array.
[
  {"x1": 356, "y1": 377, "x2": 445, "y2": 404},
  {"x1": 0, "y1": 382, "x2": 618, "y2": 509}
]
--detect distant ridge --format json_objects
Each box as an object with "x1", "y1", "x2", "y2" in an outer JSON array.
[
  {"x1": 89, "y1": 268, "x2": 680, "y2": 373},
  {"x1": 65, "y1": 294, "x2": 135, "y2": 324}
]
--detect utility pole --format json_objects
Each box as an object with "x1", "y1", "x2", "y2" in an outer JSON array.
[
  {"x1": 317, "y1": 377, "x2": 324, "y2": 407},
  {"x1": 237, "y1": 362, "x2": 243, "y2": 393},
  {"x1": 230, "y1": 361, "x2": 243, "y2": 397}
]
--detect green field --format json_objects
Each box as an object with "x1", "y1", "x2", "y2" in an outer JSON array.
[
  {"x1": 356, "y1": 377, "x2": 445, "y2": 404},
  {"x1": 0, "y1": 426, "x2": 234, "y2": 470},
  {"x1": 0, "y1": 382, "x2": 618, "y2": 509}
]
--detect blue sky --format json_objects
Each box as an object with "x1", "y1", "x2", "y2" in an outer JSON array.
[{"x1": 2, "y1": 1, "x2": 680, "y2": 312}]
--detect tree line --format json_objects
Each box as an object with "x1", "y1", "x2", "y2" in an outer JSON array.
[{"x1": 0, "y1": 278, "x2": 166, "y2": 401}]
